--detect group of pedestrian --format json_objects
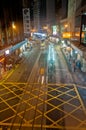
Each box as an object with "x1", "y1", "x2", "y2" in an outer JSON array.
[{"x1": 69, "y1": 58, "x2": 81, "y2": 72}]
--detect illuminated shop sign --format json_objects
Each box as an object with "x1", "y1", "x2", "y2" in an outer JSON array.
[
  {"x1": 23, "y1": 8, "x2": 30, "y2": 37},
  {"x1": 62, "y1": 32, "x2": 72, "y2": 38}
]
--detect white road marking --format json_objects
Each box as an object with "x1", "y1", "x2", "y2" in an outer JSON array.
[
  {"x1": 41, "y1": 76, "x2": 44, "y2": 84},
  {"x1": 38, "y1": 76, "x2": 40, "y2": 83}
]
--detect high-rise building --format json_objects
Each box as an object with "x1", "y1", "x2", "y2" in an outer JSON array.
[
  {"x1": 22, "y1": 0, "x2": 30, "y2": 8},
  {"x1": 0, "y1": 0, "x2": 27, "y2": 75},
  {"x1": 33, "y1": 0, "x2": 56, "y2": 32},
  {"x1": 33, "y1": 0, "x2": 40, "y2": 31},
  {"x1": 55, "y1": 0, "x2": 68, "y2": 37},
  {"x1": 55, "y1": 0, "x2": 68, "y2": 22},
  {"x1": 0, "y1": 0, "x2": 25, "y2": 48},
  {"x1": 62, "y1": 0, "x2": 86, "y2": 72},
  {"x1": 39, "y1": 0, "x2": 46, "y2": 28},
  {"x1": 46, "y1": 0, "x2": 56, "y2": 26}
]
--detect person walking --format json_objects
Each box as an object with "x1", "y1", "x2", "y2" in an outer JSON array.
[{"x1": 72, "y1": 61, "x2": 76, "y2": 72}]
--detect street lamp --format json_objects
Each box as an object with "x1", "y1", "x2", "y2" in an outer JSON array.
[
  {"x1": 12, "y1": 24, "x2": 16, "y2": 29},
  {"x1": 64, "y1": 24, "x2": 68, "y2": 28},
  {"x1": 12, "y1": 22, "x2": 16, "y2": 30},
  {"x1": 12, "y1": 22, "x2": 16, "y2": 43}
]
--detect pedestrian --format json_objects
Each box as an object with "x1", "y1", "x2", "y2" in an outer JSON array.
[
  {"x1": 69, "y1": 58, "x2": 72, "y2": 65},
  {"x1": 72, "y1": 61, "x2": 76, "y2": 72}
]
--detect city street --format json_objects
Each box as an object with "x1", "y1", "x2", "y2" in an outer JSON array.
[{"x1": 0, "y1": 43, "x2": 86, "y2": 130}]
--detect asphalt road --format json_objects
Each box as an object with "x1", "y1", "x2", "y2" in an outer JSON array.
[{"x1": 0, "y1": 43, "x2": 86, "y2": 130}]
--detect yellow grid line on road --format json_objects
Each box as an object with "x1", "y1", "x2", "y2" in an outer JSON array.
[
  {"x1": 0, "y1": 123, "x2": 86, "y2": 130},
  {"x1": 0, "y1": 91, "x2": 11, "y2": 101},
  {"x1": 77, "y1": 120, "x2": 86, "y2": 128},
  {"x1": 0, "y1": 83, "x2": 86, "y2": 129},
  {"x1": 44, "y1": 103, "x2": 83, "y2": 127},
  {"x1": 0, "y1": 96, "x2": 16, "y2": 114},
  {"x1": 46, "y1": 92, "x2": 79, "y2": 109},
  {"x1": 74, "y1": 84, "x2": 86, "y2": 115},
  {"x1": 55, "y1": 105, "x2": 83, "y2": 124},
  {"x1": 0, "y1": 83, "x2": 32, "y2": 123},
  {"x1": 1, "y1": 69, "x2": 16, "y2": 83},
  {"x1": 2, "y1": 84, "x2": 23, "y2": 100}
]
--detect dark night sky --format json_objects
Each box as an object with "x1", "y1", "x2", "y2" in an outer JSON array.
[
  {"x1": 0, "y1": 0, "x2": 31, "y2": 8},
  {"x1": 0, "y1": 0, "x2": 68, "y2": 23},
  {"x1": 0, "y1": 0, "x2": 32, "y2": 20}
]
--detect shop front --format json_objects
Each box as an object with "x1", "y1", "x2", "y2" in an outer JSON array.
[
  {"x1": 70, "y1": 43, "x2": 85, "y2": 71},
  {"x1": 0, "y1": 55, "x2": 5, "y2": 78},
  {"x1": 0, "y1": 40, "x2": 28, "y2": 78},
  {"x1": 82, "y1": 52, "x2": 86, "y2": 72}
]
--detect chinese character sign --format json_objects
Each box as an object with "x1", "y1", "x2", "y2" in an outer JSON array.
[{"x1": 23, "y1": 8, "x2": 30, "y2": 36}]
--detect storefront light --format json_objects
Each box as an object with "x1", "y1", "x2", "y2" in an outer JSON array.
[
  {"x1": 5, "y1": 50, "x2": 10, "y2": 55},
  {"x1": 62, "y1": 44, "x2": 66, "y2": 47},
  {"x1": 83, "y1": 12, "x2": 86, "y2": 15},
  {"x1": 62, "y1": 40, "x2": 64, "y2": 43},
  {"x1": 75, "y1": 51, "x2": 78, "y2": 54}
]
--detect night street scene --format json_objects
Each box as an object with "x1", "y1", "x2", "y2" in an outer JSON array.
[{"x1": 0, "y1": 0, "x2": 86, "y2": 130}]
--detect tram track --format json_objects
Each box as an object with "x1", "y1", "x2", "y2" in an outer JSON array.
[
  {"x1": 0, "y1": 45, "x2": 86, "y2": 130},
  {"x1": 9, "y1": 51, "x2": 48, "y2": 130},
  {"x1": 9, "y1": 58, "x2": 41, "y2": 130}
]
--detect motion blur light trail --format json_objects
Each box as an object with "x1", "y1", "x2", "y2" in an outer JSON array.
[{"x1": 48, "y1": 44, "x2": 55, "y2": 62}]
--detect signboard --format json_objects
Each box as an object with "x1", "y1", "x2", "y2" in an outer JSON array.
[
  {"x1": 62, "y1": 32, "x2": 71, "y2": 38},
  {"x1": 0, "y1": 45, "x2": 12, "y2": 56},
  {"x1": 23, "y1": 8, "x2": 30, "y2": 37}
]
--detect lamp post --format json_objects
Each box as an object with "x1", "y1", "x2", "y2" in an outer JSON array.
[
  {"x1": 12, "y1": 22, "x2": 16, "y2": 44},
  {"x1": 64, "y1": 24, "x2": 68, "y2": 29}
]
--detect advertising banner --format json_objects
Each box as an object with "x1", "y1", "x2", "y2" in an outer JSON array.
[{"x1": 23, "y1": 8, "x2": 30, "y2": 37}]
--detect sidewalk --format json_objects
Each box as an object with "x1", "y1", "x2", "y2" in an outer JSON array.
[
  {"x1": 0, "y1": 51, "x2": 27, "y2": 82},
  {"x1": 0, "y1": 69, "x2": 12, "y2": 82},
  {"x1": 61, "y1": 47, "x2": 86, "y2": 86},
  {"x1": 0, "y1": 61, "x2": 21, "y2": 82}
]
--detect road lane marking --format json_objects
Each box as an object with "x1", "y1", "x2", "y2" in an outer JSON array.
[
  {"x1": 41, "y1": 76, "x2": 44, "y2": 84},
  {"x1": 1, "y1": 70, "x2": 14, "y2": 83},
  {"x1": 38, "y1": 76, "x2": 40, "y2": 83}
]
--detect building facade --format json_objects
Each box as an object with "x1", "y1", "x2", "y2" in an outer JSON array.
[
  {"x1": 33, "y1": 0, "x2": 40, "y2": 31},
  {"x1": 60, "y1": 0, "x2": 86, "y2": 72},
  {"x1": 0, "y1": 0, "x2": 29, "y2": 77},
  {"x1": 0, "y1": 0, "x2": 24, "y2": 49},
  {"x1": 33, "y1": 0, "x2": 56, "y2": 33}
]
